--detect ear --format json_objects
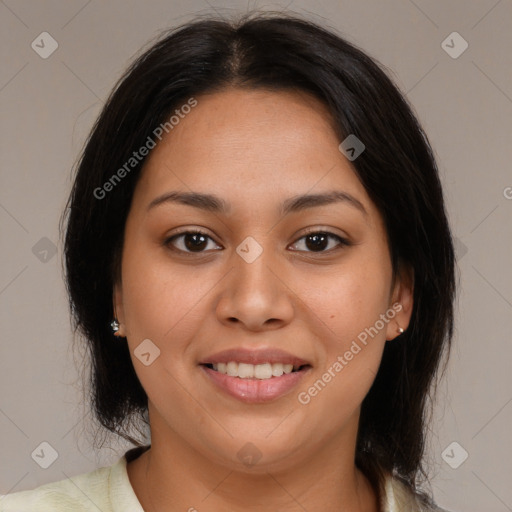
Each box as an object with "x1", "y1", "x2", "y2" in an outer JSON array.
[
  {"x1": 112, "y1": 280, "x2": 127, "y2": 338},
  {"x1": 385, "y1": 263, "x2": 414, "y2": 341}
]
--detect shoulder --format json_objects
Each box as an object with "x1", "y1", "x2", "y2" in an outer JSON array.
[
  {"x1": 380, "y1": 472, "x2": 454, "y2": 512},
  {"x1": 0, "y1": 465, "x2": 113, "y2": 511},
  {"x1": 0, "y1": 460, "x2": 116, "y2": 512}
]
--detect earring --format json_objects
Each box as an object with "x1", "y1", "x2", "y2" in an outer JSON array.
[
  {"x1": 111, "y1": 319, "x2": 121, "y2": 335},
  {"x1": 397, "y1": 326, "x2": 404, "y2": 334}
]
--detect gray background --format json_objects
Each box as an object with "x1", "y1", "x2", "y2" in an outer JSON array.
[{"x1": 1, "y1": 1, "x2": 511, "y2": 511}]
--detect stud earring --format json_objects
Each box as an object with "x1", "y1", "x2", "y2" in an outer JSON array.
[
  {"x1": 111, "y1": 319, "x2": 121, "y2": 335},
  {"x1": 397, "y1": 326, "x2": 404, "y2": 334}
]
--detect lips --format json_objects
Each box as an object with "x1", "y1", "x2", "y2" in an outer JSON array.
[{"x1": 199, "y1": 347, "x2": 312, "y2": 403}]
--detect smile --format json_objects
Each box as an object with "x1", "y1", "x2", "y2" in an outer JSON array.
[{"x1": 200, "y1": 362, "x2": 311, "y2": 404}]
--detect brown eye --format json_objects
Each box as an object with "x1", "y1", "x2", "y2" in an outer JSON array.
[
  {"x1": 290, "y1": 231, "x2": 349, "y2": 253},
  {"x1": 165, "y1": 231, "x2": 221, "y2": 253}
]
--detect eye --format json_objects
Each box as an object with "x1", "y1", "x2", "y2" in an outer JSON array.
[
  {"x1": 289, "y1": 230, "x2": 350, "y2": 253},
  {"x1": 164, "y1": 230, "x2": 221, "y2": 253}
]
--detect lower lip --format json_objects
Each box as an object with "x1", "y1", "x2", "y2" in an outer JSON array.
[{"x1": 200, "y1": 365, "x2": 310, "y2": 404}]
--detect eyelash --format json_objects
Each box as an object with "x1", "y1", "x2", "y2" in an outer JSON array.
[{"x1": 163, "y1": 228, "x2": 350, "y2": 255}]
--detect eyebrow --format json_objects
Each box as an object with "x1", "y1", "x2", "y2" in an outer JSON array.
[{"x1": 146, "y1": 190, "x2": 367, "y2": 217}]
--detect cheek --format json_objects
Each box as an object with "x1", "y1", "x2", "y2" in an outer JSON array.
[
  {"x1": 119, "y1": 249, "x2": 209, "y2": 408},
  {"x1": 293, "y1": 252, "x2": 391, "y2": 416},
  {"x1": 299, "y1": 253, "x2": 392, "y2": 345},
  {"x1": 120, "y1": 246, "x2": 219, "y2": 358},
  {"x1": 122, "y1": 243, "x2": 214, "y2": 339}
]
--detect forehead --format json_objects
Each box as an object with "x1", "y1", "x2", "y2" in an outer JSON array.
[{"x1": 132, "y1": 87, "x2": 376, "y2": 220}]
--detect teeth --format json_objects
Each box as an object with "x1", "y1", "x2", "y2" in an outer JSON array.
[
  {"x1": 254, "y1": 363, "x2": 272, "y2": 379},
  {"x1": 210, "y1": 362, "x2": 300, "y2": 379},
  {"x1": 226, "y1": 361, "x2": 238, "y2": 377},
  {"x1": 272, "y1": 363, "x2": 284, "y2": 377},
  {"x1": 238, "y1": 363, "x2": 254, "y2": 378}
]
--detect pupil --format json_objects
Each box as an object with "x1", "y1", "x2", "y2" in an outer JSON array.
[
  {"x1": 185, "y1": 233, "x2": 207, "y2": 251},
  {"x1": 306, "y1": 233, "x2": 328, "y2": 251}
]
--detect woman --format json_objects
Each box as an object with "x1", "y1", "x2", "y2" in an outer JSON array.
[{"x1": 1, "y1": 11, "x2": 456, "y2": 512}]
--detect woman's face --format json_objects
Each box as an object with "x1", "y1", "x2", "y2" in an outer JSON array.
[{"x1": 114, "y1": 88, "x2": 412, "y2": 471}]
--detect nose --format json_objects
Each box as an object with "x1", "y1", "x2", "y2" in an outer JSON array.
[{"x1": 215, "y1": 244, "x2": 295, "y2": 332}]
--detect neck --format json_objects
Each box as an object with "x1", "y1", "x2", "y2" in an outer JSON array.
[{"x1": 127, "y1": 421, "x2": 380, "y2": 512}]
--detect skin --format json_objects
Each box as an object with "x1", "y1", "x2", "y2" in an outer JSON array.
[{"x1": 114, "y1": 88, "x2": 413, "y2": 512}]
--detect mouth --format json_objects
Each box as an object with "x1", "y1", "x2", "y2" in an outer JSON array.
[{"x1": 198, "y1": 348, "x2": 312, "y2": 403}]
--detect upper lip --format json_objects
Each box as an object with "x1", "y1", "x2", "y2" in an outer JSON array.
[{"x1": 199, "y1": 348, "x2": 311, "y2": 367}]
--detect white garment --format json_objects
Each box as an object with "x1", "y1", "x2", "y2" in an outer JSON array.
[{"x1": 0, "y1": 448, "x2": 450, "y2": 511}]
